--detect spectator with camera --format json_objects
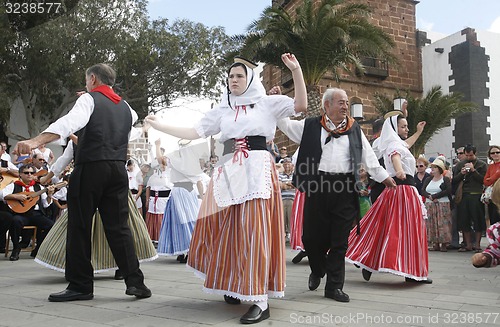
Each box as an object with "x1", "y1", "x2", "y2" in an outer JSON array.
[{"x1": 452, "y1": 144, "x2": 487, "y2": 252}]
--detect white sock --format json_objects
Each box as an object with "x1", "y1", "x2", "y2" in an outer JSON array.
[{"x1": 255, "y1": 300, "x2": 268, "y2": 311}]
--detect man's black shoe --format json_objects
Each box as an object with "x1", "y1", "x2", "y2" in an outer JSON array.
[
  {"x1": 9, "y1": 248, "x2": 20, "y2": 261},
  {"x1": 325, "y1": 289, "x2": 350, "y2": 302},
  {"x1": 224, "y1": 295, "x2": 241, "y2": 305},
  {"x1": 48, "y1": 289, "x2": 94, "y2": 302},
  {"x1": 405, "y1": 277, "x2": 433, "y2": 284},
  {"x1": 362, "y1": 268, "x2": 372, "y2": 281},
  {"x1": 126, "y1": 285, "x2": 152, "y2": 298},
  {"x1": 30, "y1": 248, "x2": 38, "y2": 258},
  {"x1": 114, "y1": 269, "x2": 124, "y2": 280},
  {"x1": 240, "y1": 304, "x2": 270, "y2": 324},
  {"x1": 308, "y1": 273, "x2": 321, "y2": 291},
  {"x1": 292, "y1": 251, "x2": 307, "y2": 264}
]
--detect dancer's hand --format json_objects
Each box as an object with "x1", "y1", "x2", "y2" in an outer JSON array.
[
  {"x1": 281, "y1": 53, "x2": 301, "y2": 72},
  {"x1": 145, "y1": 115, "x2": 162, "y2": 130},
  {"x1": 382, "y1": 177, "x2": 397, "y2": 188},
  {"x1": 268, "y1": 86, "x2": 282, "y2": 95}
]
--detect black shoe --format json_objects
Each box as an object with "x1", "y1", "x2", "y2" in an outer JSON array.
[
  {"x1": 179, "y1": 254, "x2": 188, "y2": 264},
  {"x1": 240, "y1": 304, "x2": 270, "y2": 324},
  {"x1": 19, "y1": 241, "x2": 29, "y2": 249},
  {"x1": 324, "y1": 289, "x2": 350, "y2": 302},
  {"x1": 30, "y1": 248, "x2": 38, "y2": 258},
  {"x1": 292, "y1": 251, "x2": 307, "y2": 264},
  {"x1": 176, "y1": 255, "x2": 183, "y2": 261},
  {"x1": 405, "y1": 277, "x2": 433, "y2": 284},
  {"x1": 48, "y1": 289, "x2": 94, "y2": 302},
  {"x1": 224, "y1": 295, "x2": 241, "y2": 305},
  {"x1": 362, "y1": 268, "x2": 372, "y2": 281},
  {"x1": 126, "y1": 285, "x2": 152, "y2": 298},
  {"x1": 308, "y1": 273, "x2": 321, "y2": 291},
  {"x1": 9, "y1": 248, "x2": 21, "y2": 261},
  {"x1": 114, "y1": 269, "x2": 124, "y2": 280}
]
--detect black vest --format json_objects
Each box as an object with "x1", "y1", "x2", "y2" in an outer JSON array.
[
  {"x1": 293, "y1": 117, "x2": 364, "y2": 193},
  {"x1": 13, "y1": 183, "x2": 46, "y2": 216},
  {"x1": 74, "y1": 92, "x2": 132, "y2": 165}
]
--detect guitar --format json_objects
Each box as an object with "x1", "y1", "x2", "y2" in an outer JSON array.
[
  {"x1": 7, "y1": 181, "x2": 67, "y2": 214},
  {"x1": 0, "y1": 171, "x2": 19, "y2": 190}
]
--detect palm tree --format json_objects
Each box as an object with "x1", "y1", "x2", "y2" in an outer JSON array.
[
  {"x1": 373, "y1": 86, "x2": 477, "y2": 156},
  {"x1": 233, "y1": 0, "x2": 396, "y2": 116}
]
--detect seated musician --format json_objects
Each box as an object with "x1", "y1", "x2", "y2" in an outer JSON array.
[{"x1": 2, "y1": 164, "x2": 55, "y2": 260}]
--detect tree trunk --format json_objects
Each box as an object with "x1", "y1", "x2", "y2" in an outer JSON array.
[{"x1": 306, "y1": 85, "x2": 322, "y2": 118}]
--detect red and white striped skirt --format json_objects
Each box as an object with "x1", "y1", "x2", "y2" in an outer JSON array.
[
  {"x1": 346, "y1": 185, "x2": 429, "y2": 280},
  {"x1": 290, "y1": 189, "x2": 305, "y2": 251},
  {"x1": 187, "y1": 165, "x2": 285, "y2": 301}
]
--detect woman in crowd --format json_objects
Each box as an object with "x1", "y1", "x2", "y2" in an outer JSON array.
[
  {"x1": 346, "y1": 112, "x2": 432, "y2": 284},
  {"x1": 145, "y1": 53, "x2": 306, "y2": 324},
  {"x1": 414, "y1": 156, "x2": 430, "y2": 197},
  {"x1": 127, "y1": 159, "x2": 143, "y2": 217},
  {"x1": 483, "y1": 145, "x2": 500, "y2": 225},
  {"x1": 421, "y1": 158, "x2": 452, "y2": 252}
]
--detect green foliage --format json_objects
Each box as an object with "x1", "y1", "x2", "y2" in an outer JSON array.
[
  {"x1": 373, "y1": 86, "x2": 477, "y2": 156},
  {"x1": 0, "y1": 0, "x2": 232, "y2": 139}
]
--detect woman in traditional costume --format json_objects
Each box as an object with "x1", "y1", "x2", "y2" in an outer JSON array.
[
  {"x1": 145, "y1": 53, "x2": 306, "y2": 324},
  {"x1": 346, "y1": 113, "x2": 432, "y2": 284}
]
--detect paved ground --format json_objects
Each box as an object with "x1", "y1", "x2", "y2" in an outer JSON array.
[{"x1": 1, "y1": 242, "x2": 499, "y2": 327}]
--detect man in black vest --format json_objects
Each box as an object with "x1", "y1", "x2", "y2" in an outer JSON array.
[
  {"x1": 278, "y1": 88, "x2": 395, "y2": 303},
  {"x1": 15, "y1": 63, "x2": 151, "y2": 302}
]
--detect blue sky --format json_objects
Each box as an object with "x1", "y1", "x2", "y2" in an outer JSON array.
[{"x1": 147, "y1": 0, "x2": 500, "y2": 39}]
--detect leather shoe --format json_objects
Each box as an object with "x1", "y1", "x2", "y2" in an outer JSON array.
[
  {"x1": 362, "y1": 268, "x2": 372, "y2": 281},
  {"x1": 292, "y1": 251, "x2": 307, "y2": 264},
  {"x1": 308, "y1": 273, "x2": 321, "y2": 290},
  {"x1": 9, "y1": 248, "x2": 20, "y2": 261},
  {"x1": 126, "y1": 285, "x2": 152, "y2": 298},
  {"x1": 48, "y1": 289, "x2": 93, "y2": 302},
  {"x1": 405, "y1": 277, "x2": 433, "y2": 284},
  {"x1": 224, "y1": 295, "x2": 241, "y2": 305},
  {"x1": 114, "y1": 269, "x2": 124, "y2": 280},
  {"x1": 325, "y1": 288, "x2": 350, "y2": 302},
  {"x1": 240, "y1": 304, "x2": 270, "y2": 324}
]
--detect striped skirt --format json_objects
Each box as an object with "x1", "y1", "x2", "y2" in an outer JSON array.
[
  {"x1": 35, "y1": 192, "x2": 158, "y2": 273},
  {"x1": 145, "y1": 213, "x2": 163, "y2": 241},
  {"x1": 187, "y1": 166, "x2": 286, "y2": 302},
  {"x1": 290, "y1": 189, "x2": 305, "y2": 251},
  {"x1": 157, "y1": 187, "x2": 200, "y2": 256},
  {"x1": 346, "y1": 185, "x2": 429, "y2": 280}
]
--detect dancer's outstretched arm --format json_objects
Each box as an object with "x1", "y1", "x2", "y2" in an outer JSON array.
[{"x1": 144, "y1": 116, "x2": 201, "y2": 140}]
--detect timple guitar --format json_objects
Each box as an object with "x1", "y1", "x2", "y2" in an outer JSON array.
[
  {"x1": 0, "y1": 172, "x2": 19, "y2": 190},
  {"x1": 7, "y1": 181, "x2": 67, "y2": 214}
]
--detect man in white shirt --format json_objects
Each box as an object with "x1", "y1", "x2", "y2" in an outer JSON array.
[
  {"x1": 14, "y1": 63, "x2": 151, "y2": 302},
  {"x1": 278, "y1": 88, "x2": 395, "y2": 303}
]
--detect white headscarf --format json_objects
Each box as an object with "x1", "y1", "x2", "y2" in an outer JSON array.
[
  {"x1": 219, "y1": 62, "x2": 266, "y2": 109},
  {"x1": 378, "y1": 114, "x2": 406, "y2": 156}
]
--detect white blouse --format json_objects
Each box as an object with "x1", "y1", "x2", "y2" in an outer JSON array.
[{"x1": 194, "y1": 95, "x2": 295, "y2": 207}]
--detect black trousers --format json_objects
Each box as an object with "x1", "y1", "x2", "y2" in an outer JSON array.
[
  {"x1": 12, "y1": 211, "x2": 54, "y2": 252},
  {"x1": 0, "y1": 211, "x2": 16, "y2": 249},
  {"x1": 302, "y1": 173, "x2": 358, "y2": 291},
  {"x1": 66, "y1": 161, "x2": 144, "y2": 293}
]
